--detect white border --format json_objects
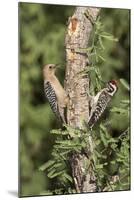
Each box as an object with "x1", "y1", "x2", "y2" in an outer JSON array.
[
  {"x1": 0, "y1": 0, "x2": 133, "y2": 199},
  {"x1": 19, "y1": 0, "x2": 133, "y2": 9}
]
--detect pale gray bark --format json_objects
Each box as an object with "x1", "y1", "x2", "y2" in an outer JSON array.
[{"x1": 64, "y1": 7, "x2": 100, "y2": 193}]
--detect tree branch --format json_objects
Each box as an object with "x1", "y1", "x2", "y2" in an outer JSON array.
[{"x1": 64, "y1": 6, "x2": 100, "y2": 193}]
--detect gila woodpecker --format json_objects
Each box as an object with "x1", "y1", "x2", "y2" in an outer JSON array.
[
  {"x1": 88, "y1": 80, "x2": 118, "y2": 128},
  {"x1": 43, "y1": 64, "x2": 68, "y2": 124}
]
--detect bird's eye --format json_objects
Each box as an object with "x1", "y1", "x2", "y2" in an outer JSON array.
[{"x1": 49, "y1": 66, "x2": 52, "y2": 69}]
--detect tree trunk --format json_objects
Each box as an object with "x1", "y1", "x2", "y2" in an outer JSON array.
[{"x1": 64, "y1": 6, "x2": 100, "y2": 193}]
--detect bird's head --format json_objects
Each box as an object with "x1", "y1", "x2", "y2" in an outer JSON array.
[
  {"x1": 106, "y1": 79, "x2": 118, "y2": 96},
  {"x1": 43, "y1": 64, "x2": 58, "y2": 79}
]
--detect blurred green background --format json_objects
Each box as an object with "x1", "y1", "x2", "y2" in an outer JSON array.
[{"x1": 19, "y1": 2, "x2": 130, "y2": 197}]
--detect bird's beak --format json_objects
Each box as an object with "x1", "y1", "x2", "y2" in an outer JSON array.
[
  {"x1": 55, "y1": 63, "x2": 64, "y2": 69},
  {"x1": 55, "y1": 63, "x2": 60, "y2": 68}
]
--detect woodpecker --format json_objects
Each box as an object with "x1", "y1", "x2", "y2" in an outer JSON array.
[
  {"x1": 88, "y1": 80, "x2": 118, "y2": 128},
  {"x1": 43, "y1": 64, "x2": 68, "y2": 124}
]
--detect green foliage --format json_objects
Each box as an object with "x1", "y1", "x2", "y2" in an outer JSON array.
[
  {"x1": 39, "y1": 126, "x2": 90, "y2": 194},
  {"x1": 20, "y1": 2, "x2": 130, "y2": 197},
  {"x1": 83, "y1": 15, "x2": 119, "y2": 93},
  {"x1": 85, "y1": 11, "x2": 130, "y2": 192},
  {"x1": 92, "y1": 124, "x2": 130, "y2": 191},
  {"x1": 120, "y1": 78, "x2": 130, "y2": 91}
]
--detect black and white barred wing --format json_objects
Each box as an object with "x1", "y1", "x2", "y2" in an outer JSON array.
[
  {"x1": 88, "y1": 91, "x2": 111, "y2": 128},
  {"x1": 44, "y1": 81, "x2": 61, "y2": 121}
]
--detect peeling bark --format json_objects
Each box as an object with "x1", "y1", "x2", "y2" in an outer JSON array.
[{"x1": 64, "y1": 7, "x2": 100, "y2": 193}]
